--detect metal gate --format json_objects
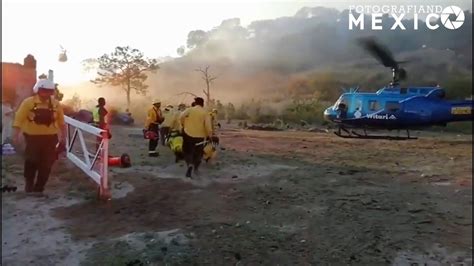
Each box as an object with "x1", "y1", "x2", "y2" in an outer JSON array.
[{"x1": 64, "y1": 116, "x2": 110, "y2": 200}]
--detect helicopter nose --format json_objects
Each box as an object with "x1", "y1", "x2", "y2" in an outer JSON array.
[{"x1": 324, "y1": 108, "x2": 335, "y2": 122}]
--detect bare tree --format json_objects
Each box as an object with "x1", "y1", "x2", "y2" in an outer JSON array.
[
  {"x1": 195, "y1": 66, "x2": 218, "y2": 106},
  {"x1": 177, "y1": 92, "x2": 198, "y2": 98}
]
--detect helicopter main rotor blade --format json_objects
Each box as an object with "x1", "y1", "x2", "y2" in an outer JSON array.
[
  {"x1": 357, "y1": 37, "x2": 398, "y2": 69},
  {"x1": 396, "y1": 60, "x2": 410, "y2": 65}
]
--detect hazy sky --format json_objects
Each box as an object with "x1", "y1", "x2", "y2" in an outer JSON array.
[{"x1": 2, "y1": 0, "x2": 472, "y2": 85}]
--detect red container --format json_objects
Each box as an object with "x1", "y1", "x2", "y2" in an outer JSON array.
[
  {"x1": 107, "y1": 153, "x2": 131, "y2": 168},
  {"x1": 108, "y1": 156, "x2": 122, "y2": 166}
]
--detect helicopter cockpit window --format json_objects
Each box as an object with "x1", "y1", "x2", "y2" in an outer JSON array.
[
  {"x1": 334, "y1": 96, "x2": 348, "y2": 109},
  {"x1": 385, "y1": 101, "x2": 400, "y2": 112},
  {"x1": 369, "y1": 100, "x2": 380, "y2": 111}
]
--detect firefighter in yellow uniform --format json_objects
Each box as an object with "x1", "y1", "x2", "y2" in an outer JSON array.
[
  {"x1": 144, "y1": 99, "x2": 163, "y2": 157},
  {"x1": 12, "y1": 79, "x2": 66, "y2": 193},
  {"x1": 168, "y1": 103, "x2": 186, "y2": 162},
  {"x1": 160, "y1": 105, "x2": 174, "y2": 146},
  {"x1": 180, "y1": 97, "x2": 213, "y2": 178},
  {"x1": 203, "y1": 108, "x2": 220, "y2": 162},
  {"x1": 171, "y1": 103, "x2": 186, "y2": 132}
]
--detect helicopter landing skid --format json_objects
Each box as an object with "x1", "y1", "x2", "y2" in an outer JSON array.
[{"x1": 334, "y1": 128, "x2": 417, "y2": 140}]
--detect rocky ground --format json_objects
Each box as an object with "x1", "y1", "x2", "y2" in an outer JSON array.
[{"x1": 2, "y1": 124, "x2": 472, "y2": 265}]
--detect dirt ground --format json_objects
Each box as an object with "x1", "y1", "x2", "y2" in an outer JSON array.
[{"x1": 2, "y1": 124, "x2": 472, "y2": 265}]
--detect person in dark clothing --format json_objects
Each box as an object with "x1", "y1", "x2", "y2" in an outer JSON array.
[
  {"x1": 92, "y1": 97, "x2": 110, "y2": 149},
  {"x1": 92, "y1": 97, "x2": 108, "y2": 128}
]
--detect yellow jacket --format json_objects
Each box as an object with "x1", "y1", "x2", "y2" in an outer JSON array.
[
  {"x1": 144, "y1": 106, "x2": 163, "y2": 129},
  {"x1": 13, "y1": 95, "x2": 65, "y2": 135},
  {"x1": 169, "y1": 111, "x2": 182, "y2": 131},
  {"x1": 161, "y1": 109, "x2": 175, "y2": 128},
  {"x1": 180, "y1": 106, "x2": 212, "y2": 138}
]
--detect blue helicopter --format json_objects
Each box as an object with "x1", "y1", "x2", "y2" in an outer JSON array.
[{"x1": 323, "y1": 38, "x2": 473, "y2": 140}]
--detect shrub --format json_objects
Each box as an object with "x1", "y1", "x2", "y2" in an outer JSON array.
[{"x1": 280, "y1": 99, "x2": 327, "y2": 124}]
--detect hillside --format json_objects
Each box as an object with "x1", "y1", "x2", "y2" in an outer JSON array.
[
  {"x1": 140, "y1": 7, "x2": 472, "y2": 103},
  {"x1": 66, "y1": 7, "x2": 472, "y2": 122}
]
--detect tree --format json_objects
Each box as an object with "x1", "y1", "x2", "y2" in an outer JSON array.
[
  {"x1": 215, "y1": 100, "x2": 225, "y2": 119},
  {"x1": 81, "y1": 58, "x2": 99, "y2": 72},
  {"x1": 195, "y1": 66, "x2": 218, "y2": 107},
  {"x1": 91, "y1": 46, "x2": 159, "y2": 108},
  {"x1": 187, "y1": 30, "x2": 208, "y2": 49},
  {"x1": 225, "y1": 102, "x2": 236, "y2": 120},
  {"x1": 177, "y1": 46, "x2": 185, "y2": 56}
]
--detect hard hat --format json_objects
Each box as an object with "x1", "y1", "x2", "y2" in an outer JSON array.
[
  {"x1": 33, "y1": 79, "x2": 55, "y2": 93},
  {"x1": 212, "y1": 108, "x2": 218, "y2": 113},
  {"x1": 153, "y1": 99, "x2": 161, "y2": 104}
]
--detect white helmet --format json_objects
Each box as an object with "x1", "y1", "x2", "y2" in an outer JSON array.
[{"x1": 33, "y1": 79, "x2": 55, "y2": 93}]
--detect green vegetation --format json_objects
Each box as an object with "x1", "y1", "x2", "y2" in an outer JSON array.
[{"x1": 220, "y1": 98, "x2": 330, "y2": 126}]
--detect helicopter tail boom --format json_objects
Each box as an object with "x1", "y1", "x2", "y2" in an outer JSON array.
[{"x1": 448, "y1": 100, "x2": 473, "y2": 122}]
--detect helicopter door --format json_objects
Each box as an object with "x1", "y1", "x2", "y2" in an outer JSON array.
[
  {"x1": 353, "y1": 99, "x2": 363, "y2": 118},
  {"x1": 385, "y1": 101, "x2": 402, "y2": 121}
]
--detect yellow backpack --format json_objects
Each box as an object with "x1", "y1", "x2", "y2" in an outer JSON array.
[
  {"x1": 168, "y1": 131, "x2": 183, "y2": 153},
  {"x1": 203, "y1": 142, "x2": 217, "y2": 162}
]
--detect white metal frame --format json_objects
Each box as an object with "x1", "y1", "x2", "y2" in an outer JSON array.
[{"x1": 64, "y1": 116, "x2": 110, "y2": 200}]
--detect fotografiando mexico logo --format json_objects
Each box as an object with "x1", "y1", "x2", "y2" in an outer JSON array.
[{"x1": 348, "y1": 5, "x2": 465, "y2": 30}]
